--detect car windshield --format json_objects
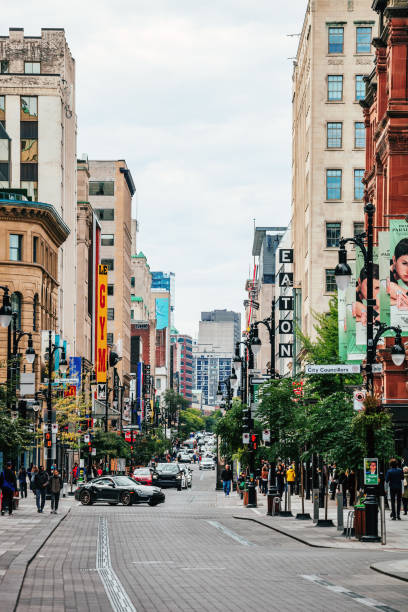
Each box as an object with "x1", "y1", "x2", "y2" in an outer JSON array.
[
  {"x1": 133, "y1": 469, "x2": 150, "y2": 475},
  {"x1": 157, "y1": 464, "x2": 178, "y2": 472},
  {"x1": 114, "y1": 476, "x2": 135, "y2": 486}
]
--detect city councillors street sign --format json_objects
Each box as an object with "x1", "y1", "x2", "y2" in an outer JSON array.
[{"x1": 305, "y1": 364, "x2": 361, "y2": 374}]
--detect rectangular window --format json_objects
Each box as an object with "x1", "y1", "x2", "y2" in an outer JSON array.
[
  {"x1": 95, "y1": 208, "x2": 114, "y2": 221},
  {"x1": 107, "y1": 308, "x2": 114, "y2": 320},
  {"x1": 327, "y1": 122, "x2": 342, "y2": 148},
  {"x1": 107, "y1": 284, "x2": 114, "y2": 296},
  {"x1": 354, "y1": 122, "x2": 365, "y2": 148},
  {"x1": 326, "y1": 223, "x2": 341, "y2": 248},
  {"x1": 354, "y1": 222, "x2": 364, "y2": 237},
  {"x1": 20, "y1": 181, "x2": 37, "y2": 201},
  {"x1": 20, "y1": 121, "x2": 38, "y2": 139},
  {"x1": 325, "y1": 269, "x2": 337, "y2": 292},
  {"x1": 20, "y1": 96, "x2": 38, "y2": 121},
  {"x1": 89, "y1": 181, "x2": 114, "y2": 196},
  {"x1": 33, "y1": 236, "x2": 38, "y2": 263},
  {"x1": 131, "y1": 277, "x2": 135, "y2": 288},
  {"x1": 356, "y1": 27, "x2": 372, "y2": 53},
  {"x1": 20, "y1": 162, "x2": 38, "y2": 200},
  {"x1": 326, "y1": 169, "x2": 342, "y2": 200},
  {"x1": 107, "y1": 333, "x2": 114, "y2": 345},
  {"x1": 0, "y1": 162, "x2": 9, "y2": 188},
  {"x1": 327, "y1": 75, "x2": 343, "y2": 101},
  {"x1": 21, "y1": 139, "x2": 38, "y2": 163},
  {"x1": 1, "y1": 60, "x2": 9, "y2": 74},
  {"x1": 101, "y1": 234, "x2": 114, "y2": 246},
  {"x1": 328, "y1": 27, "x2": 344, "y2": 54},
  {"x1": 0, "y1": 95, "x2": 4, "y2": 126},
  {"x1": 10, "y1": 234, "x2": 22, "y2": 261},
  {"x1": 354, "y1": 169, "x2": 364, "y2": 200},
  {"x1": 131, "y1": 310, "x2": 134, "y2": 320},
  {"x1": 101, "y1": 258, "x2": 114, "y2": 271},
  {"x1": 355, "y1": 75, "x2": 366, "y2": 101},
  {"x1": 24, "y1": 62, "x2": 40, "y2": 74}
]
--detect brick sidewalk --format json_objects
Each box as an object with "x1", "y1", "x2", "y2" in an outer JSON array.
[{"x1": 0, "y1": 490, "x2": 74, "y2": 612}]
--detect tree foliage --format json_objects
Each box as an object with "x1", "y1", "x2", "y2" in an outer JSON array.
[{"x1": 178, "y1": 407, "x2": 204, "y2": 440}]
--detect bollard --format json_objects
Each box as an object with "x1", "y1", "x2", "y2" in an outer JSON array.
[
  {"x1": 380, "y1": 496, "x2": 386, "y2": 546},
  {"x1": 313, "y1": 489, "x2": 319, "y2": 522},
  {"x1": 280, "y1": 486, "x2": 293, "y2": 517},
  {"x1": 336, "y1": 490, "x2": 344, "y2": 531}
]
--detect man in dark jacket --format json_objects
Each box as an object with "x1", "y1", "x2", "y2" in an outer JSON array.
[
  {"x1": 386, "y1": 458, "x2": 404, "y2": 520},
  {"x1": 48, "y1": 469, "x2": 63, "y2": 514},
  {"x1": 0, "y1": 462, "x2": 17, "y2": 516},
  {"x1": 33, "y1": 466, "x2": 49, "y2": 513},
  {"x1": 220, "y1": 464, "x2": 233, "y2": 496}
]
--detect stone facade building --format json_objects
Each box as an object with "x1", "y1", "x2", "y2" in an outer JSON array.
[{"x1": 292, "y1": 1, "x2": 374, "y2": 339}]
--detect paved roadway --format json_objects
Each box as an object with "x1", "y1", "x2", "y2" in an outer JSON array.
[{"x1": 17, "y1": 465, "x2": 408, "y2": 612}]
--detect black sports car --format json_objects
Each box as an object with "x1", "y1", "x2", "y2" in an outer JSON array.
[
  {"x1": 75, "y1": 475, "x2": 165, "y2": 507},
  {"x1": 155, "y1": 463, "x2": 184, "y2": 490}
]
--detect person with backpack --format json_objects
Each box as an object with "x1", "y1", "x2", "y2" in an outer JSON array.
[
  {"x1": 33, "y1": 466, "x2": 49, "y2": 513},
  {"x1": 0, "y1": 461, "x2": 17, "y2": 516},
  {"x1": 48, "y1": 469, "x2": 63, "y2": 514},
  {"x1": 18, "y1": 466, "x2": 28, "y2": 499}
]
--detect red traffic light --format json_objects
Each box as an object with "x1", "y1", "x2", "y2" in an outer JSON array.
[{"x1": 251, "y1": 434, "x2": 256, "y2": 442}]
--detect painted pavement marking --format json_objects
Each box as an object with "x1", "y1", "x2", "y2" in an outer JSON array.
[
  {"x1": 97, "y1": 516, "x2": 137, "y2": 612},
  {"x1": 207, "y1": 520, "x2": 254, "y2": 546},
  {"x1": 302, "y1": 575, "x2": 399, "y2": 612}
]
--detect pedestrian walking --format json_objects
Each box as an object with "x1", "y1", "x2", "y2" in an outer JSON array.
[
  {"x1": 276, "y1": 462, "x2": 285, "y2": 498},
  {"x1": 402, "y1": 466, "x2": 408, "y2": 516},
  {"x1": 261, "y1": 464, "x2": 269, "y2": 495},
  {"x1": 286, "y1": 464, "x2": 296, "y2": 495},
  {"x1": 30, "y1": 466, "x2": 38, "y2": 495},
  {"x1": 48, "y1": 469, "x2": 63, "y2": 514},
  {"x1": 18, "y1": 466, "x2": 28, "y2": 498},
  {"x1": 33, "y1": 466, "x2": 49, "y2": 513},
  {"x1": 221, "y1": 464, "x2": 233, "y2": 496},
  {"x1": 72, "y1": 462, "x2": 79, "y2": 484},
  {"x1": 385, "y1": 458, "x2": 404, "y2": 520},
  {"x1": 0, "y1": 462, "x2": 17, "y2": 516}
]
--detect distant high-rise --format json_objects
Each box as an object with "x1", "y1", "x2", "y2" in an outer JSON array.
[{"x1": 199, "y1": 309, "x2": 241, "y2": 353}]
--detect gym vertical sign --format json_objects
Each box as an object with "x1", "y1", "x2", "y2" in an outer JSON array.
[{"x1": 96, "y1": 264, "x2": 108, "y2": 382}]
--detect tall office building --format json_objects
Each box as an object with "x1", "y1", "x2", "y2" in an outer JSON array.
[
  {"x1": 0, "y1": 28, "x2": 77, "y2": 351},
  {"x1": 199, "y1": 309, "x2": 241, "y2": 354},
  {"x1": 171, "y1": 333, "x2": 193, "y2": 404},
  {"x1": 88, "y1": 159, "x2": 136, "y2": 389},
  {"x1": 292, "y1": 1, "x2": 374, "y2": 338},
  {"x1": 193, "y1": 344, "x2": 232, "y2": 407},
  {"x1": 151, "y1": 271, "x2": 175, "y2": 328}
]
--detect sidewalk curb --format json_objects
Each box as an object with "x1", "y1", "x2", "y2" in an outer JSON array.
[
  {"x1": 232, "y1": 515, "x2": 333, "y2": 548},
  {"x1": 0, "y1": 508, "x2": 71, "y2": 612},
  {"x1": 370, "y1": 563, "x2": 408, "y2": 584}
]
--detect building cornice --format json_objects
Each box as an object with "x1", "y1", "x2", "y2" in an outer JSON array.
[{"x1": 0, "y1": 198, "x2": 70, "y2": 247}]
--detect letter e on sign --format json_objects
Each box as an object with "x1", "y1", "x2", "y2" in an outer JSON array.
[{"x1": 279, "y1": 249, "x2": 293, "y2": 264}]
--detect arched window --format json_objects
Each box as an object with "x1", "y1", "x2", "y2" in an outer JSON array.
[
  {"x1": 33, "y1": 293, "x2": 38, "y2": 331},
  {"x1": 11, "y1": 292, "x2": 22, "y2": 330}
]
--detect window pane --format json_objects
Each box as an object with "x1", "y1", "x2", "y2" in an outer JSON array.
[
  {"x1": 89, "y1": 181, "x2": 114, "y2": 196},
  {"x1": 131, "y1": 277, "x2": 135, "y2": 288},
  {"x1": 354, "y1": 122, "x2": 365, "y2": 148},
  {"x1": 101, "y1": 234, "x2": 114, "y2": 246},
  {"x1": 327, "y1": 75, "x2": 343, "y2": 101},
  {"x1": 327, "y1": 122, "x2": 342, "y2": 148},
  {"x1": 328, "y1": 27, "x2": 344, "y2": 53},
  {"x1": 11, "y1": 292, "x2": 22, "y2": 329},
  {"x1": 0, "y1": 162, "x2": 9, "y2": 182},
  {"x1": 354, "y1": 222, "x2": 364, "y2": 237},
  {"x1": 356, "y1": 27, "x2": 372, "y2": 53},
  {"x1": 326, "y1": 223, "x2": 341, "y2": 248},
  {"x1": 107, "y1": 333, "x2": 114, "y2": 345},
  {"x1": 1, "y1": 60, "x2": 9, "y2": 74},
  {"x1": 95, "y1": 208, "x2": 114, "y2": 221},
  {"x1": 101, "y1": 258, "x2": 114, "y2": 270},
  {"x1": 10, "y1": 234, "x2": 22, "y2": 261},
  {"x1": 21, "y1": 122, "x2": 38, "y2": 139},
  {"x1": 21, "y1": 180, "x2": 38, "y2": 201},
  {"x1": 24, "y1": 62, "x2": 40, "y2": 74},
  {"x1": 33, "y1": 236, "x2": 38, "y2": 263},
  {"x1": 326, "y1": 169, "x2": 342, "y2": 200},
  {"x1": 325, "y1": 269, "x2": 337, "y2": 292},
  {"x1": 21, "y1": 139, "x2": 38, "y2": 163},
  {"x1": 20, "y1": 96, "x2": 38, "y2": 121},
  {"x1": 107, "y1": 284, "x2": 114, "y2": 296},
  {"x1": 355, "y1": 75, "x2": 366, "y2": 101},
  {"x1": 107, "y1": 308, "x2": 114, "y2": 320},
  {"x1": 354, "y1": 169, "x2": 364, "y2": 200}
]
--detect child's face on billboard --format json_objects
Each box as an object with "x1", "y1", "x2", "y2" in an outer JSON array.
[
  {"x1": 359, "y1": 278, "x2": 380, "y2": 299},
  {"x1": 393, "y1": 254, "x2": 408, "y2": 284}
]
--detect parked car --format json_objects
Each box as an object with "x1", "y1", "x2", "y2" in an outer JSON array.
[
  {"x1": 131, "y1": 467, "x2": 159, "y2": 486},
  {"x1": 75, "y1": 476, "x2": 165, "y2": 506},
  {"x1": 179, "y1": 465, "x2": 192, "y2": 488},
  {"x1": 155, "y1": 463, "x2": 185, "y2": 490},
  {"x1": 199, "y1": 458, "x2": 215, "y2": 471}
]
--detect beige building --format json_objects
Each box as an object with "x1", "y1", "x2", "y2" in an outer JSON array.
[
  {"x1": 292, "y1": 1, "x2": 374, "y2": 338},
  {"x1": 88, "y1": 160, "x2": 135, "y2": 388},
  {"x1": 0, "y1": 28, "x2": 77, "y2": 352},
  {"x1": 130, "y1": 251, "x2": 157, "y2": 373}
]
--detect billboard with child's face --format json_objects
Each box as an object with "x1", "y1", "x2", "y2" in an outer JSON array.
[{"x1": 379, "y1": 221, "x2": 408, "y2": 334}]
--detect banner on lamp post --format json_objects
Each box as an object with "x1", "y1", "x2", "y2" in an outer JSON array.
[{"x1": 96, "y1": 264, "x2": 108, "y2": 383}]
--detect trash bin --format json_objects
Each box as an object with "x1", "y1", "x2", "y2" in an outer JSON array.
[
  {"x1": 243, "y1": 490, "x2": 249, "y2": 506},
  {"x1": 353, "y1": 505, "x2": 366, "y2": 539}
]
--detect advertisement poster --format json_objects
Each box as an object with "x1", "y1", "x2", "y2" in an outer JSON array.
[
  {"x1": 96, "y1": 264, "x2": 108, "y2": 383},
  {"x1": 345, "y1": 262, "x2": 365, "y2": 363},
  {"x1": 389, "y1": 220, "x2": 408, "y2": 332},
  {"x1": 338, "y1": 284, "x2": 347, "y2": 362},
  {"x1": 364, "y1": 457, "x2": 379, "y2": 486},
  {"x1": 353, "y1": 247, "x2": 379, "y2": 347},
  {"x1": 379, "y1": 231, "x2": 391, "y2": 335}
]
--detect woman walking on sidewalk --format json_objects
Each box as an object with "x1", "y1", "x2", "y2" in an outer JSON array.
[
  {"x1": 48, "y1": 469, "x2": 63, "y2": 514},
  {"x1": 0, "y1": 461, "x2": 17, "y2": 516},
  {"x1": 18, "y1": 466, "x2": 28, "y2": 499}
]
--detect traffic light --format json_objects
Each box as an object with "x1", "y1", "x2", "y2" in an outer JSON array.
[
  {"x1": 242, "y1": 407, "x2": 250, "y2": 433},
  {"x1": 251, "y1": 434, "x2": 257, "y2": 451}
]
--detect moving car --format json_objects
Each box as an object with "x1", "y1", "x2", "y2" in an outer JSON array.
[
  {"x1": 131, "y1": 467, "x2": 159, "y2": 486},
  {"x1": 155, "y1": 463, "x2": 185, "y2": 490},
  {"x1": 178, "y1": 452, "x2": 192, "y2": 463},
  {"x1": 75, "y1": 476, "x2": 165, "y2": 507},
  {"x1": 199, "y1": 458, "x2": 215, "y2": 471}
]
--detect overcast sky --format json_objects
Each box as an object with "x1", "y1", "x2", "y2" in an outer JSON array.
[{"x1": 5, "y1": 0, "x2": 307, "y2": 337}]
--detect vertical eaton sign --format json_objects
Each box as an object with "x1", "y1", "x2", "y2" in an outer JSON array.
[
  {"x1": 137, "y1": 362, "x2": 144, "y2": 425},
  {"x1": 96, "y1": 264, "x2": 108, "y2": 382}
]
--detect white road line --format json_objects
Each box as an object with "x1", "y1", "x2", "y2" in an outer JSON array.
[
  {"x1": 207, "y1": 520, "x2": 253, "y2": 546},
  {"x1": 97, "y1": 516, "x2": 137, "y2": 612},
  {"x1": 302, "y1": 575, "x2": 399, "y2": 612},
  {"x1": 251, "y1": 508, "x2": 262, "y2": 515}
]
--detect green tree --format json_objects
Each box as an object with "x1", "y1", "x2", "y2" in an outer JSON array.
[
  {"x1": 203, "y1": 410, "x2": 222, "y2": 433},
  {"x1": 178, "y1": 407, "x2": 204, "y2": 440},
  {"x1": 163, "y1": 389, "x2": 189, "y2": 426}
]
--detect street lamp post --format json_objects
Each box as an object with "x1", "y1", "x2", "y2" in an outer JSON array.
[
  {"x1": 335, "y1": 202, "x2": 406, "y2": 542},
  {"x1": 46, "y1": 330, "x2": 68, "y2": 473}
]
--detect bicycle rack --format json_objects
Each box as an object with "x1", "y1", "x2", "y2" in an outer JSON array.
[{"x1": 345, "y1": 510, "x2": 354, "y2": 538}]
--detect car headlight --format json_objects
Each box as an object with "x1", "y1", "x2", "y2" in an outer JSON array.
[
  {"x1": 152, "y1": 475, "x2": 158, "y2": 479},
  {"x1": 176, "y1": 474, "x2": 182, "y2": 479}
]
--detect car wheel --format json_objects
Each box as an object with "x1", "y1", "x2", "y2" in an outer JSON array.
[
  {"x1": 80, "y1": 490, "x2": 93, "y2": 506},
  {"x1": 148, "y1": 499, "x2": 159, "y2": 506},
  {"x1": 121, "y1": 491, "x2": 132, "y2": 506},
  {"x1": 108, "y1": 502, "x2": 118, "y2": 506}
]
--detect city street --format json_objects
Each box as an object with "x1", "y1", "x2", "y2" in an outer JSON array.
[{"x1": 12, "y1": 466, "x2": 408, "y2": 612}]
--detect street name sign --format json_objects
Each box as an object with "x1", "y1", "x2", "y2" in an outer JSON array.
[
  {"x1": 305, "y1": 364, "x2": 360, "y2": 374},
  {"x1": 262, "y1": 429, "x2": 271, "y2": 442},
  {"x1": 251, "y1": 377, "x2": 270, "y2": 385}
]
